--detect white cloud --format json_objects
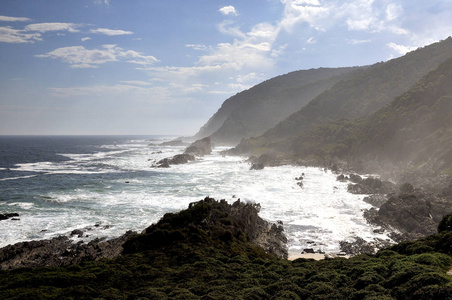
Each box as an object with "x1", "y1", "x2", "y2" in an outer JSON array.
[
  {"x1": 219, "y1": 6, "x2": 238, "y2": 16},
  {"x1": 386, "y1": 42, "x2": 417, "y2": 55},
  {"x1": 81, "y1": 37, "x2": 92, "y2": 42},
  {"x1": 386, "y1": 3, "x2": 403, "y2": 21},
  {"x1": 347, "y1": 39, "x2": 372, "y2": 44},
  {"x1": 0, "y1": 26, "x2": 42, "y2": 43},
  {"x1": 90, "y1": 28, "x2": 134, "y2": 36},
  {"x1": 25, "y1": 23, "x2": 80, "y2": 33},
  {"x1": 185, "y1": 44, "x2": 212, "y2": 51},
  {"x1": 0, "y1": 16, "x2": 32, "y2": 22},
  {"x1": 307, "y1": 37, "x2": 316, "y2": 44},
  {"x1": 217, "y1": 20, "x2": 246, "y2": 39},
  {"x1": 36, "y1": 45, "x2": 158, "y2": 68}
]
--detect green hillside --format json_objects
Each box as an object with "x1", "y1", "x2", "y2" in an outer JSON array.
[
  {"x1": 282, "y1": 57, "x2": 452, "y2": 181},
  {"x1": 232, "y1": 37, "x2": 452, "y2": 154},
  {"x1": 192, "y1": 67, "x2": 362, "y2": 145}
]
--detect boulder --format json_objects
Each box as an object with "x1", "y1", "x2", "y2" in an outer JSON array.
[
  {"x1": 363, "y1": 191, "x2": 452, "y2": 241},
  {"x1": 250, "y1": 163, "x2": 264, "y2": 170},
  {"x1": 0, "y1": 213, "x2": 19, "y2": 221},
  {"x1": 184, "y1": 137, "x2": 212, "y2": 157}
]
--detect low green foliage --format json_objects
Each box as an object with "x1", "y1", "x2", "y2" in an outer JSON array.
[{"x1": 0, "y1": 200, "x2": 451, "y2": 299}]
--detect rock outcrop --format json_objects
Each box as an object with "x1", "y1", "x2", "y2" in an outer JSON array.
[
  {"x1": 0, "y1": 231, "x2": 136, "y2": 270},
  {"x1": 0, "y1": 197, "x2": 288, "y2": 269},
  {"x1": 0, "y1": 213, "x2": 19, "y2": 221},
  {"x1": 364, "y1": 189, "x2": 452, "y2": 241},
  {"x1": 346, "y1": 176, "x2": 396, "y2": 195},
  {"x1": 123, "y1": 197, "x2": 288, "y2": 259},
  {"x1": 154, "y1": 137, "x2": 212, "y2": 168},
  {"x1": 184, "y1": 137, "x2": 212, "y2": 157}
]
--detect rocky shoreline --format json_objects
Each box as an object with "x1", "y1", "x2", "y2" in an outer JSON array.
[{"x1": 0, "y1": 197, "x2": 288, "y2": 270}]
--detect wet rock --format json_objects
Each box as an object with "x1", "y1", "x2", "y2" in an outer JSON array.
[
  {"x1": 363, "y1": 190, "x2": 452, "y2": 241},
  {"x1": 159, "y1": 139, "x2": 188, "y2": 147},
  {"x1": 363, "y1": 194, "x2": 388, "y2": 208},
  {"x1": 349, "y1": 174, "x2": 363, "y2": 183},
  {"x1": 250, "y1": 163, "x2": 264, "y2": 170},
  {"x1": 0, "y1": 213, "x2": 19, "y2": 221},
  {"x1": 336, "y1": 174, "x2": 349, "y2": 182},
  {"x1": 347, "y1": 177, "x2": 396, "y2": 194},
  {"x1": 155, "y1": 154, "x2": 195, "y2": 168},
  {"x1": 0, "y1": 231, "x2": 136, "y2": 270},
  {"x1": 184, "y1": 137, "x2": 212, "y2": 157},
  {"x1": 70, "y1": 229, "x2": 84, "y2": 238}
]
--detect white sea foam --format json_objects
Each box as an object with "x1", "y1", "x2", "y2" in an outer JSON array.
[{"x1": 0, "y1": 139, "x2": 394, "y2": 253}]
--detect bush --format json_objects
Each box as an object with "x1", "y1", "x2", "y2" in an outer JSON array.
[{"x1": 438, "y1": 213, "x2": 452, "y2": 233}]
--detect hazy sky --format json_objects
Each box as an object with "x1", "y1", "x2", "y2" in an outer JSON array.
[{"x1": 1, "y1": 0, "x2": 451, "y2": 135}]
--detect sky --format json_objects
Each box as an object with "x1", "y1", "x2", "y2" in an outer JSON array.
[{"x1": 1, "y1": 0, "x2": 451, "y2": 136}]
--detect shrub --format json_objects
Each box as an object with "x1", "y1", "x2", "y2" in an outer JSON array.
[{"x1": 438, "y1": 213, "x2": 452, "y2": 233}]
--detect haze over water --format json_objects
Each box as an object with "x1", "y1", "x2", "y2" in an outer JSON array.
[{"x1": 0, "y1": 136, "x2": 393, "y2": 255}]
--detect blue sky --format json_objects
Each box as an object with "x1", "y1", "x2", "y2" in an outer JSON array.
[{"x1": 1, "y1": 0, "x2": 451, "y2": 135}]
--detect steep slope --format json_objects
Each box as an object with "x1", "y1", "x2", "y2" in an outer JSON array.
[
  {"x1": 287, "y1": 57, "x2": 452, "y2": 179},
  {"x1": 233, "y1": 37, "x2": 452, "y2": 153},
  {"x1": 192, "y1": 67, "x2": 362, "y2": 144}
]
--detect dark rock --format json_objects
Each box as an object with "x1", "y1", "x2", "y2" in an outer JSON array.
[
  {"x1": 339, "y1": 236, "x2": 391, "y2": 256},
  {"x1": 0, "y1": 213, "x2": 19, "y2": 221},
  {"x1": 363, "y1": 191, "x2": 452, "y2": 241},
  {"x1": 159, "y1": 139, "x2": 188, "y2": 147},
  {"x1": 184, "y1": 137, "x2": 212, "y2": 157},
  {"x1": 157, "y1": 159, "x2": 170, "y2": 168},
  {"x1": 348, "y1": 177, "x2": 396, "y2": 195},
  {"x1": 349, "y1": 174, "x2": 362, "y2": 183},
  {"x1": 399, "y1": 182, "x2": 415, "y2": 194},
  {"x1": 336, "y1": 174, "x2": 348, "y2": 182},
  {"x1": 70, "y1": 230, "x2": 84, "y2": 238},
  {"x1": 250, "y1": 163, "x2": 264, "y2": 170},
  {"x1": 0, "y1": 231, "x2": 136, "y2": 270},
  {"x1": 155, "y1": 154, "x2": 195, "y2": 168},
  {"x1": 363, "y1": 194, "x2": 388, "y2": 208}
]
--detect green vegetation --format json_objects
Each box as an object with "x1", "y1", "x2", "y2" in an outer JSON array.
[
  {"x1": 193, "y1": 67, "x2": 362, "y2": 145},
  {"x1": 1, "y1": 198, "x2": 451, "y2": 299},
  {"x1": 233, "y1": 37, "x2": 452, "y2": 162}
]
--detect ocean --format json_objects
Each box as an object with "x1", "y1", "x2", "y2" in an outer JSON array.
[{"x1": 0, "y1": 135, "x2": 393, "y2": 255}]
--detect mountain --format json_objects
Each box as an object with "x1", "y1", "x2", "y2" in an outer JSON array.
[
  {"x1": 261, "y1": 56, "x2": 452, "y2": 182},
  {"x1": 192, "y1": 67, "x2": 362, "y2": 145},
  {"x1": 232, "y1": 37, "x2": 452, "y2": 155}
]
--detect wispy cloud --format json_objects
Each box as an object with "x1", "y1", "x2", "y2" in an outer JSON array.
[
  {"x1": 219, "y1": 6, "x2": 238, "y2": 16},
  {"x1": 0, "y1": 26, "x2": 41, "y2": 43},
  {"x1": 0, "y1": 16, "x2": 32, "y2": 22},
  {"x1": 36, "y1": 44, "x2": 158, "y2": 68},
  {"x1": 25, "y1": 23, "x2": 80, "y2": 33},
  {"x1": 90, "y1": 28, "x2": 133, "y2": 36},
  {"x1": 81, "y1": 37, "x2": 92, "y2": 42}
]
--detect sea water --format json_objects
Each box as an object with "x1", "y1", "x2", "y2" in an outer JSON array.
[{"x1": 0, "y1": 136, "x2": 393, "y2": 255}]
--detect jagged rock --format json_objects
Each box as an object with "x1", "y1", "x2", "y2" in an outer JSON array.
[
  {"x1": 0, "y1": 231, "x2": 136, "y2": 270},
  {"x1": 348, "y1": 177, "x2": 396, "y2": 194},
  {"x1": 250, "y1": 163, "x2": 264, "y2": 170},
  {"x1": 155, "y1": 154, "x2": 195, "y2": 168},
  {"x1": 123, "y1": 197, "x2": 288, "y2": 260},
  {"x1": 363, "y1": 194, "x2": 388, "y2": 208},
  {"x1": 184, "y1": 137, "x2": 212, "y2": 157},
  {"x1": 0, "y1": 213, "x2": 19, "y2": 221},
  {"x1": 336, "y1": 174, "x2": 348, "y2": 182},
  {"x1": 399, "y1": 182, "x2": 415, "y2": 194},
  {"x1": 159, "y1": 139, "x2": 188, "y2": 147},
  {"x1": 349, "y1": 174, "x2": 363, "y2": 183},
  {"x1": 70, "y1": 229, "x2": 84, "y2": 238},
  {"x1": 363, "y1": 191, "x2": 452, "y2": 241}
]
